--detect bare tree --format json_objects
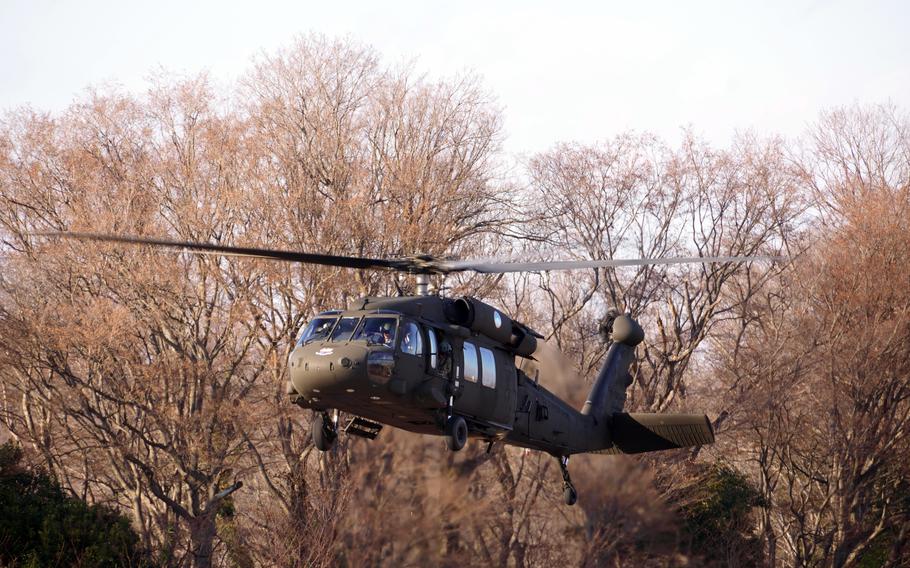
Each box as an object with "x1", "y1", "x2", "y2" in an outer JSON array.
[
  {"x1": 522, "y1": 132, "x2": 801, "y2": 413},
  {"x1": 2, "y1": 33, "x2": 908, "y2": 568},
  {"x1": 714, "y1": 105, "x2": 910, "y2": 567}
]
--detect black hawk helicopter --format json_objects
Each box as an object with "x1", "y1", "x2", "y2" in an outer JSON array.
[{"x1": 47, "y1": 232, "x2": 775, "y2": 505}]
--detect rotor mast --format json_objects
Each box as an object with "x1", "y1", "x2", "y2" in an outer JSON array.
[{"x1": 415, "y1": 273, "x2": 431, "y2": 296}]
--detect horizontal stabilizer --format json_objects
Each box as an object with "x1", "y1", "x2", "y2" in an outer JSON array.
[{"x1": 591, "y1": 413, "x2": 715, "y2": 455}]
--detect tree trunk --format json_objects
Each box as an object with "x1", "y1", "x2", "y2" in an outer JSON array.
[{"x1": 189, "y1": 514, "x2": 218, "y2": 568}]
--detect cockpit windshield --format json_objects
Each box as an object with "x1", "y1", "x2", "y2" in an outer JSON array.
[
  {"x1": 353, "y1": 317, "x2": 398, "y2": 347},
  {"x1": 297, "y1": 316, "x2": 337, "y2": 345},
  {"x1": 330, "y1": 317, "x2": 361, "y2": 342}
]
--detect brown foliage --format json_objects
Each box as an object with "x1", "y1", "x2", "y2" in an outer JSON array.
[
  {"x1": 1, "y1": 37, "x2": 908, "y2": 568},
  {"x1": 712, "y1": 105, "x2": 910, "y2": 567}
]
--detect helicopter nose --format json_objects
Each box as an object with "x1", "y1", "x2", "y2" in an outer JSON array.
[{"x1": 288, "y1": 344, "x2": 367, "y2": 399}]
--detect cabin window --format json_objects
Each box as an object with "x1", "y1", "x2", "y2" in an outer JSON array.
[
  {"x1": 479, "y1": 347, "x2": 496, "y2": 388},
  {"x1": 463, "y1": 342, "x2": 479, "y2": 383},
  {"x1": 400, "y1": 322, "x2": 424, "y2": 356},
  {"x1": 426, "y1": 327, "x2": 439, "y2": 368},
  {"x1": 297, "y1": 316, "x2": 337, "y2": 345},
  {"x1": 330, "y1": 317, "x2": 360, "y2": 342},
  {"x1": 353, "y1": 317, "x2": 397, "y2": 347}
]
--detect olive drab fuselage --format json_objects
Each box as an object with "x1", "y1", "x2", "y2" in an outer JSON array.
[{"x1": 287, "y1": 295, "x2": 607, "y2": 455}]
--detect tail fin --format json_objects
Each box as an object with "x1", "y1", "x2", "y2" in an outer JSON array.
[
  {"x1": 579, "y1": 314, "x2": 716, "y2": 455},
  {"x1": 591, "y1": 413, "x2": 715, "y2": 454},
  {"x1": 581, "y1": 314, "x2": 644, "y2": 421}
]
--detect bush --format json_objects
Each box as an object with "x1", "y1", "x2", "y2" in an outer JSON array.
[
  {"x1": 0, "y1": 441, "x2": 151, "y2": 567},
  {"x1": 677, "y1": 463, "x2": 764, "y2": 566}
]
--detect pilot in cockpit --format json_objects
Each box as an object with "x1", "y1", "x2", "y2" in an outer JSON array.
[
  {"x1": 379, "y1": 325, "x2": 394, "y2": 347},
  {"x1": 358, "y1": 317, "x2": 397, "y2": 347}
]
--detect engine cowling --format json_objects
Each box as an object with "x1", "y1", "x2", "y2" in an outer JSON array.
[{"x1": 447, "y1": 297, "x2": 538, "y2": 357}]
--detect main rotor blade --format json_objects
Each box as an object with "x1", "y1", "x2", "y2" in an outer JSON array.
[
  {"x1": 38, "y1": 232, "x2": 785, "y2": 275},
  {"x1": 440, "y1": 254, "x2": 785, "y2": 273},
  {"x1": 39, "y1": 232, "x2": 407, "y2": 271}
]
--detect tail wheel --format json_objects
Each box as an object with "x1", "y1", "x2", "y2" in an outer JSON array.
[
  {"x1": 558, "y1": 455, "x2": 578, "y2": 506},
  {"x1": 445, "y1": 415, "x2": 468, "y2": 451},
  {"x1": 564, "y1": 486, "x2": 578, "y2": 506},
  {"x1": 312, "y1": 412, "x2": 337, "y2": 452}
]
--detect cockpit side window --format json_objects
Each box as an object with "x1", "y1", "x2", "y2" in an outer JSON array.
[
  {"x1": 330, "y1": 317, "x2": 361, "y2": 342},
  {"x1": 297, "y1": 316, "x2": 338, "y2": 345},
  {"x1": 400, "y1": 322, "x2": 423, "y2": 356},
  {"x1": 438, "y1": 334, "x2": 453, "y2": 375},
  {"x1": 353, "y1": 317, "x2": 398, "y2": 347}
]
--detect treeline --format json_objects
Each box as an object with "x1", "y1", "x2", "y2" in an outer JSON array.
[{"x1": 0, "y1": 36, "x2": 907, "y2": 567}]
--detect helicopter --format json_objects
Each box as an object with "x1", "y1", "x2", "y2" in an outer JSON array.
[{"x1": 44, "y1": 232, "x2": 775, "y2": 505}]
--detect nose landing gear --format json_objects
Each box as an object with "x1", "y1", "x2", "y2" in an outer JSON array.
[
  {"x1": 312, "y1": 410, "x2": 338, "y2": 452},
  {"x1": 558, "y1": 455, "x2": 577, "y2": 506}
]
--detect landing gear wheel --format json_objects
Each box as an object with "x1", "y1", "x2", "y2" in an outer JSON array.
[
  {"x1": 312, "y1": 412, "x2": 337, "y2": 452},
  {"x1": 445, "y1": 415, "x2": 468, "y2": 451},
  {"x1": 564, "y1": 485, "x2": 578, "y2": 506}
]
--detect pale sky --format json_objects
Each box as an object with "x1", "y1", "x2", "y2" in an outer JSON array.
[{"x1": 2, "y1": 0, "x2": 908, "y2": 155}]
